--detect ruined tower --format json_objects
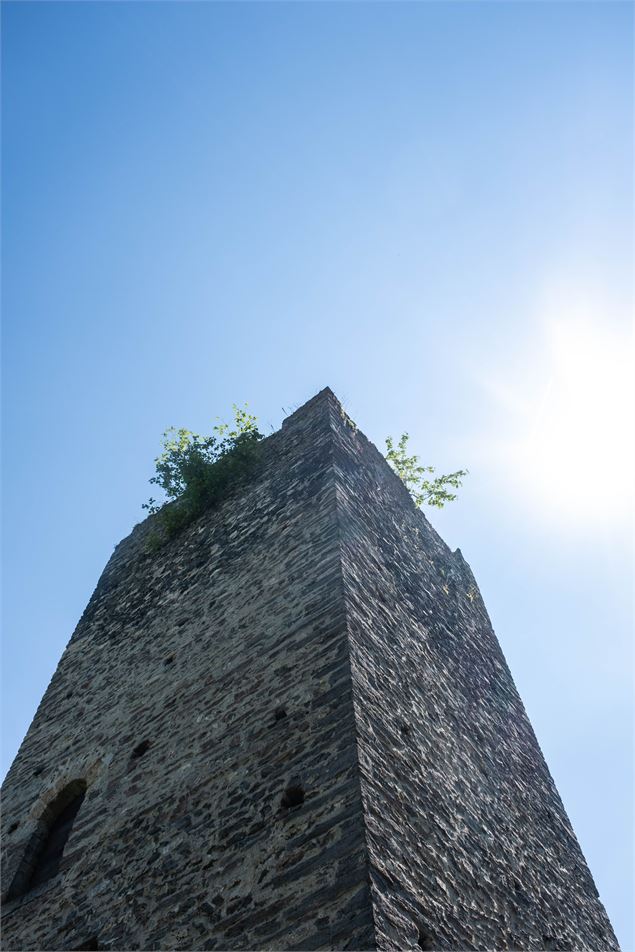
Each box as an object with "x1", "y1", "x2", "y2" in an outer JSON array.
[{"x1": 1, "y1": 389, "x2": 618, "y2": 951}]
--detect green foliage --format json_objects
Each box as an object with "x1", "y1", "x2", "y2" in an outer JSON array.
[
  {"x1": 143, "y1": 405, "x2": 263, "y2": 544},
  {"x1": 385, "y1": 433, "x2": 467, "y2": 509}
]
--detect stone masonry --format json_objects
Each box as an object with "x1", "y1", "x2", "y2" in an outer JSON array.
[{"x1": 1, "y1": 388, "x2": 618, "y2": 951}]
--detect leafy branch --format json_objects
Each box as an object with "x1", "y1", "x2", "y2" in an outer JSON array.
[
  {"x1": 385, "y1": 433, "x2": 467, "y2": 509},
  {"x1": 143, "y1": 405, "x2": 263, "y2": 544}
]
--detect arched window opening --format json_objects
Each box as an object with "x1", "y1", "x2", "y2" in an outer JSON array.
[{"x1": 6, "y1": 779, "x2": 87, "y2": 900}]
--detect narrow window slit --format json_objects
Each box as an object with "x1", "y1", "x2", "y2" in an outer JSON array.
[
  {"x1": 73, "y1": 938, "x2": 99, "y2": 951},
  {"x1": 417, "y1": 929, "x2": 435, "y2": 950},
  {"x1": 130, "y1": 739, "x2": 151, "y2": 760}
]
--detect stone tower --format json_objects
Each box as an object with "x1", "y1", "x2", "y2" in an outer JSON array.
[{"x1": 1, "y1": 389, "x2": 618, "y2": 952}]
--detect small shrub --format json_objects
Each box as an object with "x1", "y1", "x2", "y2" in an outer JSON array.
[
  {"x1": 385, "y1": 433, "x2": 467, "y2": 508},
  {"x1": 143, "y1": 405, "x2": 263, "y2": 547}
]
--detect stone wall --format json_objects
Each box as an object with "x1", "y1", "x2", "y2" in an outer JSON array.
[
  {"x1": 1, "y1": 388, "x2": 618, "y2": 951},
  {"x1": 1, "y1": 391, "x2": 373, "y2": 951},
  {"x1": 329, "y1": 400, "x2": 619, "y2": 952}
]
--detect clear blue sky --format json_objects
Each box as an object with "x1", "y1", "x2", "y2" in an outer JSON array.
[{"x1": 2, "y1": 2, "x2": 632, "y2": 947}]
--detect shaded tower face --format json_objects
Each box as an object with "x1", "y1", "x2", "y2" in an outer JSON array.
[{"x1": 1, "y1": 390, "x2": 618, "y2": 952}]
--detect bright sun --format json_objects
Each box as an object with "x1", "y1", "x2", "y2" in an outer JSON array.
[
  {"x1": 481, "y1": 303, "x2": 633, "y2": 528},
  {"x1": 512, "y1": 320, "x2": 633, "y2": 523}
]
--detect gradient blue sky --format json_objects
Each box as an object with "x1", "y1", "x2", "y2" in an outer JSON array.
[{"x1": 2, "y1": 2, "x2": 633, "y2": 947}]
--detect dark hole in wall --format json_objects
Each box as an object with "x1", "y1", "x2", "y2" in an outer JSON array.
[
  {"x1": 399, "y1": 721, "x2": 411, "y2": 736},
  {"x1": 8, "y1": 821, "x2": 19, "y2": 833},
  {"x1": 417, "y1": 929, "x2": 435, "y2": 950},
  {"x1": 281, "y1": 785, "x2": 304, "y2": 809},
  {"x1": 273, "y1": 706, "x2": 286, "y2": 723},
  {"x1": 73, "y1": 938, "x2": 99, "y2": 951},
  {"x1": 66, "y1": 691, "x2": 74, "y2": 700},
  {"x1": 33, "y1": 765, "x2": 45, "y2": 777},
  {"x1": 164, "y1": 655, "x2": 175, "y2": 666},
  {"x1": 130, "y1": 740, "x2": 151, "y2": 760}
]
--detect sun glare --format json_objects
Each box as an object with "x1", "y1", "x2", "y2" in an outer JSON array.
[
  {"x1": 514, "y1": 320, "x2": 633, "y2": 522},
  {"x1": 481, "y1": 304, "x2": 633, "y2": 528}
]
